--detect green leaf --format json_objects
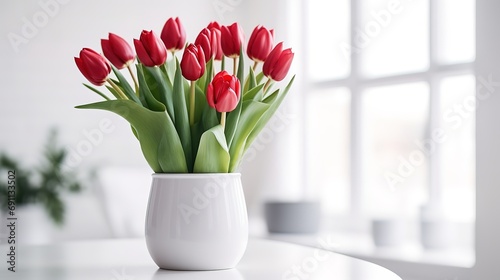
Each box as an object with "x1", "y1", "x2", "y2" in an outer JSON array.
[
  {"x1": 161, "y1": 58, "x2": 176, "y2": 84},
  {"x1": 256, "y1": 72, "x2": 265, "y2": 84},
  {"x1": 229, "y1": 100, "x2": 270, "y2": 172},
  {"x1": 263, "y1": 89, "x2": 280, "y2": 104},
  {"x1": 224, "y1": 51, "x2": 246, "y2": 147},
  {"x1": 243, "y1": 84, "x2": 265, "y2": 102},
  {"x1": 244, "y1": 76, "x2": 295, "y2": 152},
  {"x1": 204, "y1": 59, "x2": 214, "y2": 93},
  {"x1": 202, "y1": 105, "x2": 219, "y2": 131},
  {"x1": 172, "y1": 59, "x2": 193, "y2": 171},
  {"x1": 105, "y1": 85, "x2": 122, "y2": 100},
  {"x1": 111, "y1": 65, "x2": 141, "y2": 104},
  {"x1": 143, "y1": 65, "x2": 175, "y2": 122},
  {"x1": 136, "y1": 65, "x2": 165, "y2": 112},
  {"x1": 225, "y1": 99, "x2": 242, "y2": 148},
  {"x1": 243, "y1": 66, "x2": 257, "y2": 93},
  {"x1": 194, "y1": 85, "x2": 208, "y2": 123},
  {"x1": 237, "y1": 50, "x2": 245, "y2": 82},
  {"x1": 76, "y1": 100, "x2": 187, "y2": 173},
  {"x1": 83, "y1": 84, "x2": 110, "y2": 100},
  {"x1": 131, "y1": 125, "x2": 138, "y2": 139},
  {"x1": 190, "y1": 121, "x2": 205, "y2": 165},
  {"x1": 194, "y1": 125, "x2": 230, "y2": 173}
]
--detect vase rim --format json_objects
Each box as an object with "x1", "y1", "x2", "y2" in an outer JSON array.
[{"x1": 152, "y1": 173, "x2": 241, "y2": 178}]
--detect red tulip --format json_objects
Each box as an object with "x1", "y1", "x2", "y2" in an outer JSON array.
[
  {"x1": 134, "y1": 30, "x2": 167, "y2": 67},
  {"x1": 101, "y1": 33, "x2": 135, "y2": 69},
  {"x1": 262, "y1": 42, "x2": 294, "y2": 81},
  {"x1": 207, "y1": 21, "x2": 223, "y2": 60},
  {"x1": 181, "y1": 44, "x2": 206, "y2": 81},
  {"x1": 74, "y1": 48, "x2": 111, "y2": 86},
  {"x1": 207, "y1": 71, "x2": 241, "y2": 113},
  {"x1": 207, "y1": 21, "x2": 221, "y2": 31},
  {"x1": 247, "y1": 25, "x2": 274, "y2": 62},
  {"x1": 194, "y1": 28, "x2": 215, "y2": 62},
  {"x1": 221, "y1": 22, "x2": 244, "y2": 58},
  {"x1": 160, "y1": 17, "x2": 186, "y2": 52}
]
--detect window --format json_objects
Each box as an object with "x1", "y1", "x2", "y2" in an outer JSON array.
[{"x1": 303, "y1": 0, "x2": 475, "y2": 262}]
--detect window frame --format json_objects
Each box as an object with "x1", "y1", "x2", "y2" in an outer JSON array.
[
  {"x1": 303, "y1": 0, "x2": 475, "y2": 217},
  {"x1": 298, "y1": 0, "x2": 490, "y2": 278}
]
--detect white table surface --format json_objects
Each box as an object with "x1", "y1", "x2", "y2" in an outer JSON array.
[{"x1": 0, "y1": 238, "x2": 402, "y2": 280}]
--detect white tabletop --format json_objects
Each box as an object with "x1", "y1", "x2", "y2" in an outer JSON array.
[{"x1": 0, "y1": 238, "x2": 401, "y2": 280}]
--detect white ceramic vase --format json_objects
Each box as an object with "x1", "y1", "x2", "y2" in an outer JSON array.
[{"x1": 145, "y1": 173, "x2": 248, "y2": 270}]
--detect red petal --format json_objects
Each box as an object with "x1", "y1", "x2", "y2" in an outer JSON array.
[
  {"x1": 108, "y1": 33, "x2": 134, "y2": 65},
  {"x1": 101, "y1": 39, "x2": 124, "y2": 69},
  {"x1": 263, "y1": 42, "x2": 283, "y2": 77},
  {"x1": 207, "y1": 83, "x2": 216, "y2": 109},
  {"x1": 216, "y1": 88, "x2": 239, "y2": 112},
  {"x1": 134, "y1": 39, "x2": 154, "y2": 67}
]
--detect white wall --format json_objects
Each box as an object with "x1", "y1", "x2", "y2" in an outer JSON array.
[
  {"x1": 234, "y1": 0, "x2": 306, "y2": 217},
  {"x1": 0, "y1": 0, "x2": 220, "y2": 170},
  {"x1": 0, "y1": 0, "x2": 304, "y2": 239}
]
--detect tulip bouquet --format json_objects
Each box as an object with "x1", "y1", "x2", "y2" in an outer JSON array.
[{"x1": 74, "y1": 18, "x2": 294, "y2": 173}]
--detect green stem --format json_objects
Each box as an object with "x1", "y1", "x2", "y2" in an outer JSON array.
[
  {"x1": 189, "y1": 81, "x2": 196, "y2": 125},
  {"x1": 233, "y1": 57, "x2": 238, "y2": 75},
  {"x1": 221, "y1": 57, "x2": 226, "y2": 72},
  {"x1": 263, "y1": 78, "x2": 272, "y2": 95},
  {"x1": 221, "y1": 112, "x2": 227, "y2": 130},
  {"x1": 126, "y1": 65, "x2": 139, "y2": 95},
  {"x1": 252, "y1": 61, "x2": 259, "y2": 72},
  {"x1": 107, "y1": 79, "x2": 128, "y2": 100}
]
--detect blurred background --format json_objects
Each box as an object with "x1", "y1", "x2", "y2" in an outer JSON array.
[{"x1": 0, "y1": 0, "x2": 493, "y2": 279}]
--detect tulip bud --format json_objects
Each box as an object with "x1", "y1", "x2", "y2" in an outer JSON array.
[
  {"x1": 221, "y1": 22, "x2": 244, "y2": 58},
  {"x1": 194, "y1": 28, "x2": 215, "y2": 63},
  {"x1": 207, "y1": 71, "x2": 241, "y2": 113},
  {"x1": 134, "y1": 30, "x2": 167, "y2": 67},
  {"x1": 75, "y1": 48, "x2": 111, "y2": 86},
  {"x1": 262, "y1": 42, "x2": 294, "y2": 82},
  {"x1": 181, "y1": 44, "x2": 206, "y2": 81},
  {"x1": 101, "y1": 33, "x2": 135, "y2": 70},
  {"x1": 160, "y1": 17, "x2": 187, "y2": 52},
  {"x1": 207, "y1": 21, "x2": 223, "y2": 60},
  {"x1": 247, "y1": 25, "x2": 274, "y2": 62}
]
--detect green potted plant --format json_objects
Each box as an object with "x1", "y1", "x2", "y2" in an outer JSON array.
[
  {"x1": 73, "y1": 17, "x2": 294, "y2": 270},
  {"x1": 0, "y1": 130, "x2": 83, "y2": 243}
]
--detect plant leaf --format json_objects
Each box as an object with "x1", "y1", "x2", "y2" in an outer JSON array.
[
  {"x1": 224, "y1": 51, "x2": 245, "y2": 147},
  {"x1": 172, "y1": 59, "x2": 192, "y2": 171},
  {"x1": 194, "y1": 125, "x2": 230, "y2": 173},
  {"x1": 190, "y1": 121, "x2": 204, "y2": 165},
  {"x1": 243, "y1": 66, "x2": 257, "y2": 93},
  {"x1": 105, "y1": 85, "x2": 122, "y2": 100},
  {"x1": 263, "y1": 88, "x2": 280, "y2": 104},
  {"x1": 204, "y1": 59, "x2": 214, "y2": 93},
  {"x1": 83, "y1": 83, "x2": 110, "y2": 100},
  {"x1": 136, "y1": 65, "x2": 165, "y2": 112},
  {"x1": 111, "y1": 65, "x2": 141, "y2": 103},
  {"x1": 76, "y1": 100, "x2": 187, "y2": 173},
  {"x1": 243, "y1": 83, "x2": 265, "y2": 102},
  {"x1": 194, "y1": 85, "x2": 208, "y2": 123},
  {"x1": 256, "y1": 72, "x2": 265, "y2": 84},
  {"x1": 143, "y1": 65, "x2": 176, "y2": 122},
  {"x1": 229, "y1": 100, "x2": 270, "y2": 172},
  {"x1": 244, "y1": 76, "x2": 295, "y2": 152}
]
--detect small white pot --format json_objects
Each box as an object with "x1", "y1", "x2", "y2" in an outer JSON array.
[
  {"x1": 264, "y1": 201, "x2": 321, "y2": 233},
  {"x1": 371, "y1": 219, "x2": 407, "y2": 247},
  {"x1": 420, "y1": 220, "x2": 454, "y2": 250},
  {"x1": 16, "y1": 204, "x2": 54, "y2": 245},
  {"x1": 145, "y1": 173, "x2": 248, "y2": 270}
]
